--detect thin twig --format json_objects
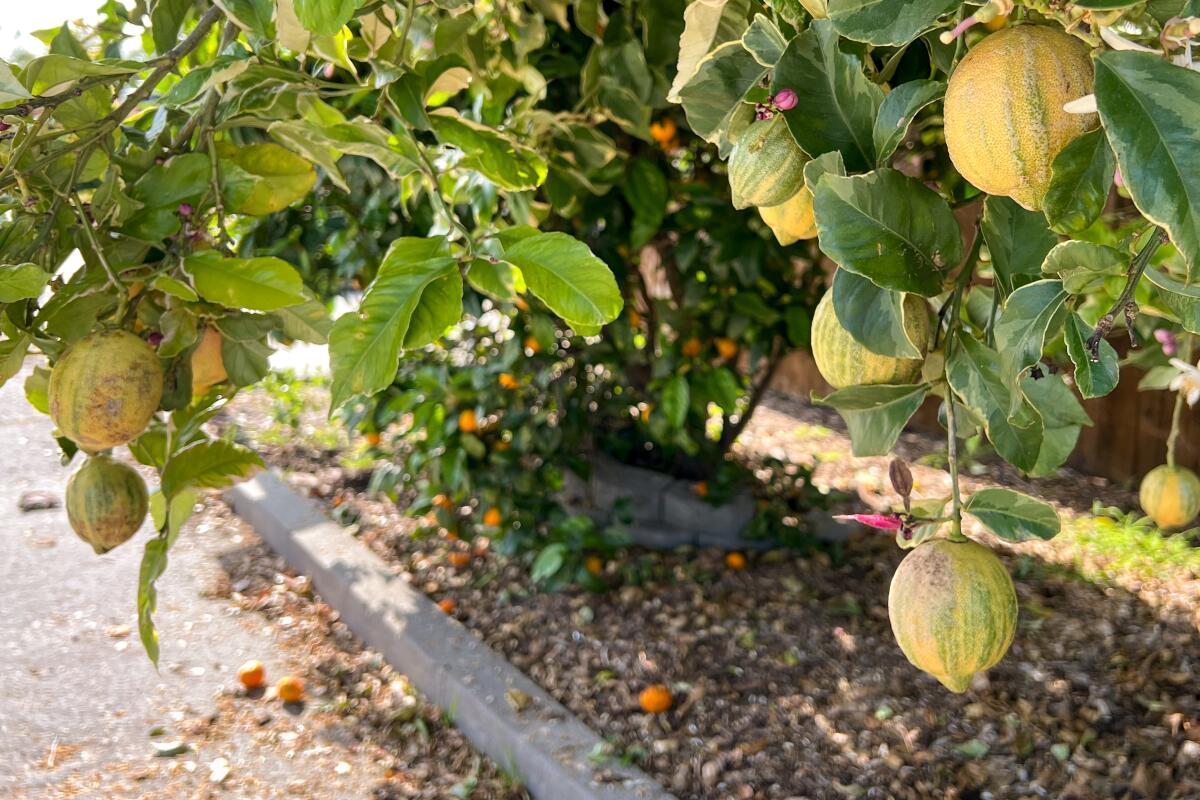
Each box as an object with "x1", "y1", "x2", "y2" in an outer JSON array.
[
  {"x1": 1088, "y1": 227, "x2": 1167, "y2": 359},
  {"x1": 1166, "y1": 335, "x2": 1193, "y2": 468}
]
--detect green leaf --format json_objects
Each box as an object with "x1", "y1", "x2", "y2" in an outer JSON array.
[
  {"x1": 1063, "y1": 313, "x2": 1119, "y2": 399},
  {"x1": 627, "y1": 158, "x2": 668, "y2": 249},
  {"x1": 812, "y1": 168, "x2": 961, "y2": 296},
  {"x1": 531, "y1": 542, "x2": 568, "y2": 583},
  {"x1": 429, "y1": 110, "x2": 548, "y2": 191},
  {"x1": 24, "y1": 365, "x2": 49, "y2": 414},
  {"x1": 221, "y1": 143, "x2": 316, "y2": 215},
  {"x1": 1094, "y1": 52, "x2": 1200, "y2": 279},
  {"x1": 828, "y1": 0, "x2": 959, "y2": 46},
  {"x1": 466, "y1": 258, "x2": 520, "y2": 302},
  {"x1": 213, "y1": 0, "x2": 275, "y2": 39},
  {"x1": 803, "y1": 150, "x2": 846, "y2": 189},
  {"x1": 19, "y1": 55, "x2": 138, "y2": 96},
  {"x1": 0, "y1": 336, "x2": 30, "y2": 388},
  {"x1": 742, "y1": 14, "x2": 788, "y2": 66},
  {"x1": 676, "y1": 42, "x2": 765, "y2": 148},
  {"x1": 185, "y1": 252, "x2": 307, "y2": 311},
  {"x1": 946, "y1": 333, "x2": 1043, "y2": 472},
  {"x1": 771, "y1": 19, "x2": 884, "y2": 172},
  {"x1": 275, "y1": 297, "x2": 332, "y2": 344},
  {"x1": 1145, "y1": 266, "x2": 1200, "y2": 335},
  {"x1": 964, "y1": 487, "x2": 1060, "y2": 542},
  {"x1": 872, "y1": 79, "x2": 944, "y2": 167},
  {"x1": 129, "y1": 153, "x2": 210, "y2": 209},
  {"x1": 268, "y1": 118, "x2": 422, "y2": 192},
  {"x1": 222, "y1": 338, "x2": 271, "y2": 386},
  {"x1": 294, "y1": 0, "x2": 358, "y2": 36},
  {"x1": 1042, "y1": 128, "x2": 1115, "y2": 235},
  {"x1": 1042, "y1": 240, "x2": 1127, "y2": 295},
  {"x1": 502, "y1": 233, "x2": 622, "y2": 328},
  {"x1": 151, "y1": 0, "x2": 192, "y2": 55},
  {"x1": 668, "y1": 0, "x2": 751, "y2": 103},
  {"x1": 831, "y1": 269, "x2": 921, "y2": 358},
  {"x1": 151, "y1": 274, "x2": 199, "y2": 302},
  {"x1": 0, "y1": 58, "x2": 32, "y2": 104},
  {"x1": 992, "y1": 279, "x2": 1068, "y2": 392},
  {"x1": 161, "y1": 439, "x2": 264, "y2": 499},
  {"x1": 661, "y1": 374, "x2": 690, "y2": 428},
  {"x1": 138, "y1": 489, "x2": 198, "y2": 664},
  {"x1": 982, "y1": 195, "x2": 1058, "y2": 296},
  {"x1": 815, "y1": 383, "x2": 928, "y2": 456},
  {"x1": 329, "y1": 237, "x2": 461, "y2": 410},
  {"x1": 0, "y1": 263, "x2": 49, "y2": 302},
  {"x1": 157, "y1": 308, "x2": 199, "y2": 358}
]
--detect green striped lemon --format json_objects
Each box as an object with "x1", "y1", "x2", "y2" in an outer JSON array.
[
  {"x1": 727, "y1": 116, "x2": 807, "y2": 210},
  {"x1": 1139, "y1": 464, "x2": 1200, "y2": 530},
  {"x1": 759, "y1": 184, "x2": 817, "y2": 245},
  {"x1": 889, "y1": 538, "x2": 1018, "y2": 693},
  {"x1": 65, "y1": 454, "x2": 149, "y2": 554},
  {"x1": 811, "y1": 288, "x2": 931, "y2": 388},
  {"x1": 944, "y1": 25, "x2": 1096, "y2": 211}
]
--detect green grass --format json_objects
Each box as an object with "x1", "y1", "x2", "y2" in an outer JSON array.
[{"x1": 1056, "y1": 508, "x2": 1200, "y2": 583}]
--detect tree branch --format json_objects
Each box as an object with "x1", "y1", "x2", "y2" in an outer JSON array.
[{"x1": 1087, "y1": 227, "x2": 1167, "y2": 359}]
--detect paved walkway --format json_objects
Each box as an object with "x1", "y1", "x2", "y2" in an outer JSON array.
[{"x1": 0, "y1": 368, "x2": 385, "y2": 799}]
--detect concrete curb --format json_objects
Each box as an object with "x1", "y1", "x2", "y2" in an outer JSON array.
[{"x1": 224, "y1": 471, "x2": 675, "y2": 800}]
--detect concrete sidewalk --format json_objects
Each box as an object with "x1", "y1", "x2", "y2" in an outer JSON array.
[{"x1": 0, "y1": 368, "x2": 386, "y2": 798}]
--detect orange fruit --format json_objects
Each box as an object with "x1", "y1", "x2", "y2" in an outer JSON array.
[
  {"x1": 649, "y1": 118, "x2": 677, "y2": 145},
  {"x1": 725, "y1": 552, "x2": 747, "y2": 571},
  {"x1": 494, "y1": 440, "x2": 511, "y2": 452},
  {"x1": 445, "y1": 530, "x2": 460, "y2": 541},
  {"x1": 365, "y1": 432, "x2": 381, "y2": 446},
  {"x1": 629, "y1": 310, "x2": 642, "y2": 328},
  {"x1": 432, "y1": 494, "x2": 453, "y2": 510},
  {"x1": 585, "y1": 555, "x2": 604, "y2": 577},
  {"x1": 448, "y1": 551, "x2": 471, "y2": 569},
  {"x1": 437, "y1": 598, "x2": 457, "y2": 614},
  {"x1": 639, "y1": 684, "x2": 673, "y2": 714},
  {"x1": 524, "y1": 335, "x2": 541, "y2": 353},
  {"x1": 639, "y1": 403, "x2": 653, "y2": 423},
  {"x1": 482, "y1": 507, "x2": 502, "y2": 527},
  {"x1": 498, "y1": 373, "x2": 519, "y2": 390},
  {"x1": 515, "y1": 297, "x2": 530, "y2": 312},
  {"x1": 458, "y1": 409, "x2": 478, "y2": 433},
  {"x1": 681, "y1": 337, "x2": 703, "y2": 358},
  {"x1": 693, "y1": 480, "x2": 708, "y2": 499},
  {"x1": 715, "y1": 338, "x2": 738, "y2": 360},
  {"x1": 237, "y1": 660, "x2": 266, "y2": 690},
  {"x1": 276, "y1": 675, "x2": 304, "y2": 703}
]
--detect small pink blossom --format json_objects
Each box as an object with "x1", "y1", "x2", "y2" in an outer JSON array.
[
  {"x1": 0, "y1": 121, "x2": 10, "y2": 132},
  {"x1": 146, "y1": 331, "x2": 164, "y2": 347},
  {"x1": 178, "y1": 202, "x2": 194, "y2": 217},
  {"x1": 773, "y1": 89, "x2": 798, "y2": 111},
  {"x1": 1114, "y1": 169, "x2": 1124, "y2": 188},
  {"x1": 1155, "y1": 328, "x2": 1178, "y2": 356},
  {"x1": 835, "y1": 513, "x2": 903, "y2": 530}
]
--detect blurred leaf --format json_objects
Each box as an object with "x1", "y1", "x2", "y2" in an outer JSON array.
[{"x1": 815, "y1": 383, "x2": 927, "y2": 456}]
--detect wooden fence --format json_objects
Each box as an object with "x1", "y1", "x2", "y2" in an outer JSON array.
[{"x1": 769, "y1": 350, "x2": 1199, "y2": 484}]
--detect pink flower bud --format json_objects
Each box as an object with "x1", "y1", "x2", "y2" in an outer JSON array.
[
  {"x1": 0, "y1": 121, "x2": 10, "y2": 132},
  {"x1": 178, "y1": 203, "x2": 193, "y2": 217},
  {"x1": 1155, "y1": 328, "x2": 1178, "y2": 356},
  {"x1": 146, "y1": 331, "x2": 164, "y2": 347},
  {"x1": 834, "y1": 513, "x2": 904, "y2": 530},
  {"x1": 773, "y1": 89, "x2": 798, "y2": 111}
]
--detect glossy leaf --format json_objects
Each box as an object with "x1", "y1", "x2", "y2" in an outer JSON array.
[
  {"x1": 221, "y1": 143, "x2": 316, "y2": 215},
  {"x1": 1063, "y1": 313, "x2": 1119, "y2": 398},
  {"x1": 742, "y1": 14, "x2": 788, "y2": 66},
  {"x1": 294, "y1": 0, "x2": 358, "y2": 36},
  {"x1": 429, "y1": 110, "x2": 548, "y2": 191},
  {"x1": 992, "y1": 279, "x2": 1068, "y2": 394},
  {"x1": 502, "y1": 233, "x2": 622, "y2": 328},
  {"x1": 828, "y1": 0, "x2": 960, "y2": 46},
  {"x1": 982, "y1": 196, "x2": 1058, "y2": 296},
  {"x1": 815, "y1": 383, "x2": 928, "y2": 456},
  {"x1": 964, "y1": 487, "x2": 1060, "y2": 542},
  {"x1": 831, "y1": 269, "x2": 922, "y2": 358},
  {"x1": 161, "y1": 439, "x2": 264, "y2": 499},
  {"x1": 813, "y1": 168, "x2": 960, "y2": 296},
  {"x1": 1094, "y1": 52, "x2": 1200, "y2": 278},
  {"x1": 668, "y1": 0, "x2": 751, "y2": 102},
  {"x1": 0, "y1": 263, "x2": 49, "y2": 302},
  {"x1": 771, "y1": 19, "x2": 884, "y2": 171},
  {"x1": 872, "y1": 79, "x2": 944, "y2": 167},
  {"x1": 329, "y1": 237, "x2": 460, "y2": 410},
  {"x1": 1042, "y1": 128, "x2": 1115, "y2": 235},
  {"x1": 185, "y1": 252, "x2": 308, "y2": 311},
  {"x1": 0, "y1": 58, "x2": 32, "y2": 104},
  {"x1": 676, "y1": 41, "x2": 766, "y2": 146}
]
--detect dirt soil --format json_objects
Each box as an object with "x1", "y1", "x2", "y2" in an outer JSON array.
[
  {"x1": 30, "y1": 497, "x2": 528, "y2": 800},
  {"x1": 219, "y1": 388, "x2": 1200, "y2": 800}
]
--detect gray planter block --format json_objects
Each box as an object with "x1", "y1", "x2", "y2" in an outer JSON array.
[
  {"x1": 661, "y1": 480, "x2": 755, "y2": 542},
  {"x1": 803, "y1": 510, "x2": 861, "y2": 543},
  {"x1": 225, "y1": 471, "x2": 673, "y2": 800},
  {"x1": 627, "y1": 523, "x2": 695, "y2": 550},
  {"x1": 589, "y1": 456, "x2": 673, "y2": 525}
]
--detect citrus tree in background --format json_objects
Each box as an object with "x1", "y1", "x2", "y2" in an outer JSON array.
[
  {"x1": 0, "y1": 0, "x2": 623, "y2": 661},
  {"x1": 672, "y1": 0, "x2": 1200, "y2": 689},
  {"x1": 2, "y1": 0, "x2": 1199, "y2": 694}
]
